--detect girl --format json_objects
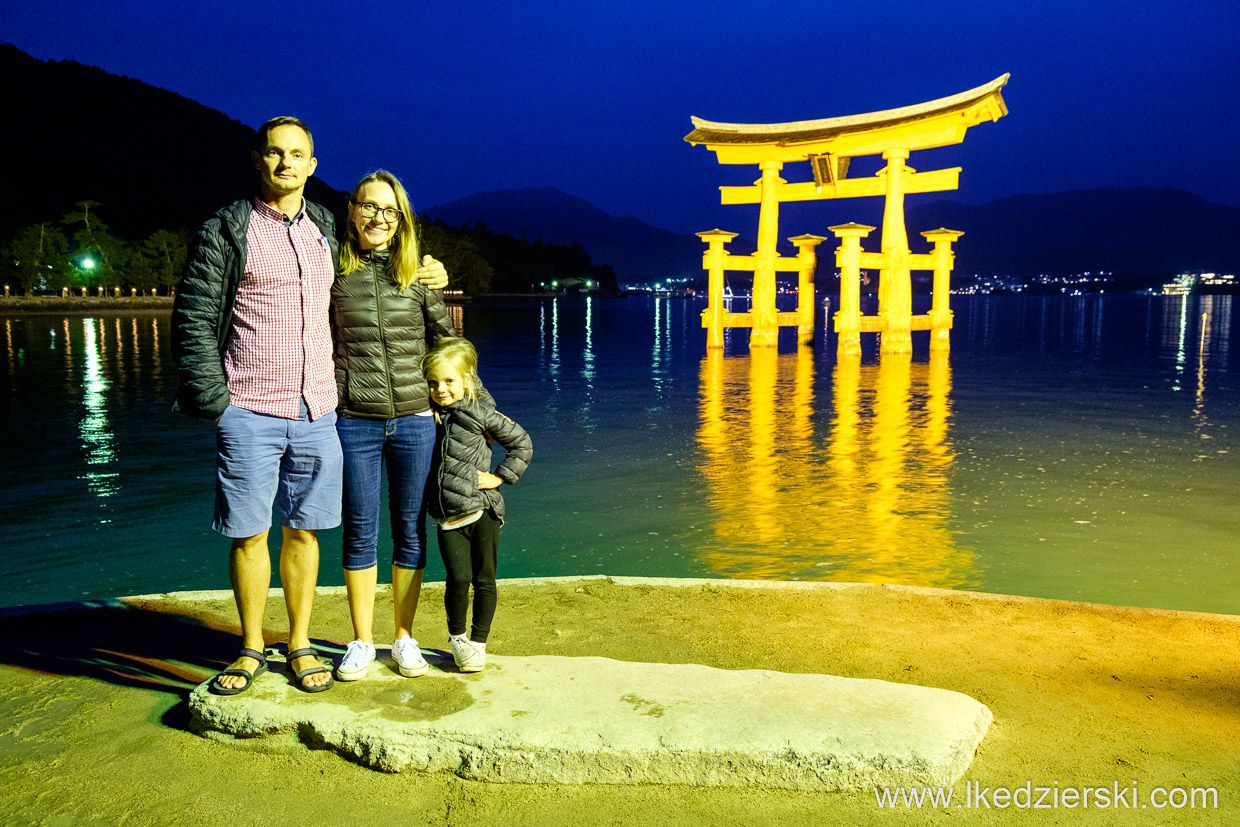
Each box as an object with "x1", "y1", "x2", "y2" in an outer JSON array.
[
  {"x1": 331, "y1": 170, "x2": 453, "y2": 682},
  {"x1": 422, "y1": 338, "x2": 532, "y2": 672}
]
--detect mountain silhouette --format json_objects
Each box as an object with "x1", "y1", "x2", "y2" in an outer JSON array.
[
  {"x1": 428, "y1": 185, "x2": 1240, "y2": 283},
  {"x1": 5, "y1": 42, "x2": 1236, "y2": 283},
  {"x1": 905, "y1": 187, "x2": 1240, "y2": 278},
  {"x1": 0, "y1": 42, "x2": 346, "y2": 241},
  {"x1": 423, "y1": 187, "x2": 708, "y2": 282}
]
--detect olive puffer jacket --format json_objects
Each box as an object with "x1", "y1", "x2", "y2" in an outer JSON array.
[
  {"x1": 171, "y1": 198, "x2": 339, "y2": 420},
  {"x1": 428, "y1": 397, "x2": 533, "y2": 524},
  {"x1": 331, "y1": 249, "x2": 458, "y2": 419}
]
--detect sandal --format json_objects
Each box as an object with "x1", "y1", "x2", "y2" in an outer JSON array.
[
  {"x1": 286, "y1": 647, "x2": 335, "y2": 693},
  {"x1": 209, "y1": 647, "x2": 268, "y2": 696}
]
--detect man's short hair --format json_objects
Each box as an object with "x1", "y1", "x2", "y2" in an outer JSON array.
[{"x1": 256, "y1": 116, "x2": 314, "y2": 155}]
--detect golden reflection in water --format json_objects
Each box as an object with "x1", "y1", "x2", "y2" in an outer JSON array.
[
  {"x1": 1191, "y1": 296, "x2": 1231, "y2": 429},
  {"x1": 5, "y1": 319, "x2": 12, "y2": 374},
  {"x1": 80, "y1": 319, "x2": 120, "y2": 500},
  {"x1": 150, "y1": 316, "x2": 163, "y2": 383},
  {"x1": 62, "y1": 318, "x2": 73, "y2": 383},
  {"x1": 446, "y1": 303, "x2": 464, "y2": 334},
  {"x1": 696, "y1": 350, "x2": 975, "y2": 587}
]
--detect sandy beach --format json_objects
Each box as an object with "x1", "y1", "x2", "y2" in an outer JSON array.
[{"x1": 0, "y1": 576, "x2": 1235, "y2": 826}]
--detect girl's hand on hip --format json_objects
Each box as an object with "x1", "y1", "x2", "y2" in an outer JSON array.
[{"x1": 477, "y1": 470, "x2": 503, "y2": 490}]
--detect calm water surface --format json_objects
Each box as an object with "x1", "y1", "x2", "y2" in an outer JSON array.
[{"x1": 1, "y1": 295, "x2": 1236, "y2": 613}]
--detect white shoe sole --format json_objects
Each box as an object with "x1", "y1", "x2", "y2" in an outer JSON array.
[
  {"x1": 337, "y1": 654, "x2": 374, "y2": 684},
  {"x1": 336, "y1": 659, "x2": 373, "y2": 681},
  {"x1": 396, "y1": 659, "x2": 430, "y2": 678}
]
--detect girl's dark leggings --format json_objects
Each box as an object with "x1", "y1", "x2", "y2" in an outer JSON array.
[{"x1": 438, "y1": 510, "x2": 500, "y2": 643}]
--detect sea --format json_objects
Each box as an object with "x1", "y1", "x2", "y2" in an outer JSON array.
[{"x1": 1, "y1": 293, "x2": 1236, "y2": 614}]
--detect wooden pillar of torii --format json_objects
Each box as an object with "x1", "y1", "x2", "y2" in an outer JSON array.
[{"x1": 686, "y1": 74, "x2": 1009, "y2": 353}]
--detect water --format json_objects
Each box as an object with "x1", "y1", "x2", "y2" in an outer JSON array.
[{"x1": 2, "y1": 295, "x2": 1237, "y2": 613}]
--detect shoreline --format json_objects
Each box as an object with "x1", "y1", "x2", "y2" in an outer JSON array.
[{"x1": 1, "y1": 576, "x2": 1235, "y2": 825}]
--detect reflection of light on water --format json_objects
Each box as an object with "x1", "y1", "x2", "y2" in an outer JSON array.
[
  {"x1": 651, "y1": 298, "x2": 665, "y2": 389},
  {"x1": 1190, "y1": 296, "x2": 1231, "y2": 439},
  {"x1": 447, "y1": 303, "x2": 464, "y2": 333},
  {"x1": 5, "y1": 319, "x2": 13, "y2": 373},
  {"x1": 581, "y1": 297, "x2": 597, "y2": 436},
  {"x1": 543, "y1": 299, "x2": 561, "y2": 382},
  {"x1": 697, "y1": 350, "x2": 974, "y2": 587},
  {"x1": 80, "y1": 319, "x2": 120, "y2": 500},
  {"x1": 583, "y1": 296, "x2": 595, "y2": 388},
  {"x1": 150, "y1": 317, "x2": 163, "y2": 383},
  {"x1": 1169, "y1": 297, "x2": 1189, "y2": 392}
]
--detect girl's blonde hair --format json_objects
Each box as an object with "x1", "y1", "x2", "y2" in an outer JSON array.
[
  {"x1": 339, "y1": 169, "x2": 420, "y2": 289},
  {"x1": 421, "y1": 337, "x2": 480, "y2": 402}
]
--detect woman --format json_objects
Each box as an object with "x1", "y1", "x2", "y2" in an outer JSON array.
[{"x1": 331, "y1": 169, "x2": 455, "y2": 681}]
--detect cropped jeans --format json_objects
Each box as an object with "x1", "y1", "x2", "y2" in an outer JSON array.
[{"x1": 336, "y1": 412, "x2": 436, "y2": 571}]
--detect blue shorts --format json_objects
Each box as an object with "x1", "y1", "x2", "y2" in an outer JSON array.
[{"x1": 213, "y1": 404, "x2": 343, "y2": 538}]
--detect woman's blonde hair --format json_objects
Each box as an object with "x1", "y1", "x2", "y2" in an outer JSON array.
[
  {"x1": 421, "y1": 337, "x2": 480, "y2": 402},
  {"x1": 339, "y1": 169, "x2": 420, "y2": 289}
]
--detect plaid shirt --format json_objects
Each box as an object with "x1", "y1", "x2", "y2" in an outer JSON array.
[{"x1": 223, "y1": 198, "x2": 337, "y2": 420}]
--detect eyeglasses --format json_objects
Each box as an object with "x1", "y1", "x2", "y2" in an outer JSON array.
[{"x1": 352, "y1": 201, "x2": 403, "y2": 223}]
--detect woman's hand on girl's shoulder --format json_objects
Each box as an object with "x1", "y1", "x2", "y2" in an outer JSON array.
[{"x1": 416, "y1": 255, "x2": 450, "y2": 290}]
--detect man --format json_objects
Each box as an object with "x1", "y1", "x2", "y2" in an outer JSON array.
[{"x1": 171, "y1": 116, "x2": 446, "y2": 694}]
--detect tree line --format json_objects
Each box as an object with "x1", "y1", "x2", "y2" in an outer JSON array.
[
  {"x1": 2, "y1": 200, "x2": 188, "y2": 296},
  {"x1": 1, "y1": 202, "x2": 620, "y2": 297}
]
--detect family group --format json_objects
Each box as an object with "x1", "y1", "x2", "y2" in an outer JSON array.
[{"x1": 170, "y1": 116, "x2": 533, "y2": 696}]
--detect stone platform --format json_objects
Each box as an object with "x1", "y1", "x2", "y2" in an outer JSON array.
[{"x1": 189, "y1": 645, "x2": 992, "y2": 790}]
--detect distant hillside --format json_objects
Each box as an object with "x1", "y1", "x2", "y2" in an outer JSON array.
[
  {"x1": 6, "y1": 43, "x2": 1235, "y2": 283},
  {"x1": 906, "y1": 187, "x2": 1240, "y2": 278},
  {"x1": 423, "y1": 187, "x2": 708, "y2": 281},
  {"x1": 0, "y1": 43, "x2": 346, "y2": 240},
  {"x1": 426, "y1": 185, "x2": 1240, "y2": 283}
]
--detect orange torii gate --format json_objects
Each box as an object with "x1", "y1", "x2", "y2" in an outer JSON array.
[{"x1": 685, "y1": 74, "x2": 1009, "y2": 353}]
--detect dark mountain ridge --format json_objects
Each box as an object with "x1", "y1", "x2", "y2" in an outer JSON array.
[
  {"x1": 0, "y1": 42, "x2": 345, "y2": 240},
  {"x1": 5, "y1": 42, "x2": 1236, "y2": 284},
  {"x1": 428, "y1": 184, "x2": 1239, "y2": 283},
  {"x1": 423, "y1": 187, "x2": 707, "y2": 282}
]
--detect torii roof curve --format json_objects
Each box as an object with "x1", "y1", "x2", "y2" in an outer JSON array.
[{"x1": 685, "y1": 74, "x2": 1009, "y2": 158}]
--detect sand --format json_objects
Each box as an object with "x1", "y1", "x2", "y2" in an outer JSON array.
[{"x1": 0, "y1": 576, "x2": 1236, "y2": 826}]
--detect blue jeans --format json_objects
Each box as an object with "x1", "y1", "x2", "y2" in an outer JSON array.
[{"x1": 337, "y1": 413, "x2": 435, "y2": 571}]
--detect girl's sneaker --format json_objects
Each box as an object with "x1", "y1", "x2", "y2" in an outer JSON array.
[
  {"x1": 449, "y1": 635, "x2": 486, "y2": 673},
  {"x1": 391, "y1": 635, "x2": 429, "y2": 677},
  {"x1": 336, "y1": 639, "x2": 376, "y2": 681}
]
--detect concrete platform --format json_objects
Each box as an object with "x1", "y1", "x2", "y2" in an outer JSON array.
[{"x1": 189, "y1": 645, "x2": 992, "y2": 790}]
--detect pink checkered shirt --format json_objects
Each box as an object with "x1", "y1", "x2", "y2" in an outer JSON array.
[{"x1": 223, "y1": 198, "x2": 337, "y2": 420}]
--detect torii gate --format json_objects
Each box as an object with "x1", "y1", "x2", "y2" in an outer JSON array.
[{"x1": 685, "y1": 74, "x2": 1009, "y2": 353}]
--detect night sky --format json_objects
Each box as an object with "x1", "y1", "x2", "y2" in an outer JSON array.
[{"x1": 4, "y1": 0, "x2": 1237, "y2": 235}]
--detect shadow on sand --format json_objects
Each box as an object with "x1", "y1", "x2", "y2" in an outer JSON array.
[{"x1": 0, "y1": 599, "x2": 251, "y2": 727}]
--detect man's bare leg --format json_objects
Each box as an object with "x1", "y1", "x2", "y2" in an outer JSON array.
[
  {"x1": 281, "y1": 526, "x2": 329, "y2": 688},
  {"x1": 393, "y1": 565, "x2": 424, "y2": 640},
  {"x1": 216, "y1": 531, "x2": 271, "y2": 691},
  {"x1": 344, "y1": 565, "x2": 378, "y2": 642}
]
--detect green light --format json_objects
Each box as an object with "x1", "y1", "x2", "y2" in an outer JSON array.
[{"x1": 81, "y1": 257, "x2": 96, "y2": 270}]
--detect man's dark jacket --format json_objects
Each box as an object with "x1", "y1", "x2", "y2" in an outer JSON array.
[{"x1": 170, "y1": 198, "x2": 339, "y2": 420}]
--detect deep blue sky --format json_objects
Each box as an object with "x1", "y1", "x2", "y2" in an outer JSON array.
[{"x1": 4, "y1": 0, "x2": 1237, "y2": 234}]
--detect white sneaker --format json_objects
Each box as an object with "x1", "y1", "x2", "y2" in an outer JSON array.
[
  {"x1": 391, "y1": 635, "x2": 429, "y2": 677},
  {"x1": 450, "y1": 635, "x2": 486, "y2": 673},
  {"x1": 336, "y1": 639, "x2": 375, "y2": 681}
]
